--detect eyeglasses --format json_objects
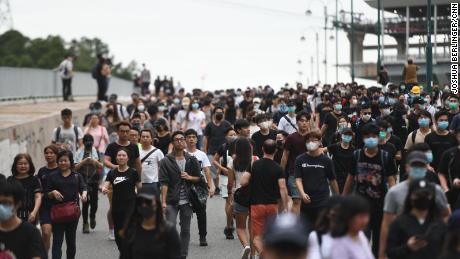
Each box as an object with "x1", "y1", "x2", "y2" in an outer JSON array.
[{"x1": 174, "y1": 137, "x2": 186, "y2": 142}]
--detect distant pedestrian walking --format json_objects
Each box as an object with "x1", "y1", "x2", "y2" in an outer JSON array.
[
  {"x1": 140, "y1": 64, "x2": 151, "y2": 96},
  {"x1": 58, "y1": 54, "x2": 74, "y2": 102},
  {"x1": 92, "y1": 54, "x2": 110, "y2": 101}
]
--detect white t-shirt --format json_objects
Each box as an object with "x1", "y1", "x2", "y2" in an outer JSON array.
[
  {"x1": 278, "y1": 114, "x2": 297, "y2": 134},
  {"x1": 183, "y1": 111, "x2": 206, "y2": 135},
  {"x1": 59, "y1": 59, "x2": 73, "y2": 79},
  {"x1": 52, "y1": 125, "x2": 83, "y2": 154},
  {"x1": 187, "y1": 149, "x2": 211, "y2": 178},
  {"x1": 139, "y1": 146, "x2": 164, "y2": 183}
]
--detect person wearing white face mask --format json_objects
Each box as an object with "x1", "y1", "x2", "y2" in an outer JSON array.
[
  {"x1": 352, "y1": 104, "x2": 375, "y2": 148},
  {"x1": 0, "y1": 181, "x2": 46, "y2": 259},
  {"x1": 295, "y1": 130, "x2": 339, "y2": 227},
  {"x1": 251, "y1": 113, "x2": 277, "y2": 158}
]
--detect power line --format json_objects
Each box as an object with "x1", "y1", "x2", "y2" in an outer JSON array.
[{"x1": 180, "y1": 0, "x2": 324, "y2": 20}]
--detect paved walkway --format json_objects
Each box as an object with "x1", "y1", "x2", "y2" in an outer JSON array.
[{"x1": 0, "y1": 98, "x2": 94, "y2": 130}]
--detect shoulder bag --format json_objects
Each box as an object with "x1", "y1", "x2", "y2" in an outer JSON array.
[{"x1": 51, "y1": 174, "x2": 81, "y2": 223}]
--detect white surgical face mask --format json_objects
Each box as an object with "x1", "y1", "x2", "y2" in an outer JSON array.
[
  {"x1": 306, "y1": 141, "x2": 320, "y2": 151},
  {"x1": 259, "y1": 121, "x2": 271, "y2": 129}
]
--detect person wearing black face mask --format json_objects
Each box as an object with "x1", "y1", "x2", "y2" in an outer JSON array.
[
  {"x1": 274, "y1": 130, "x2": 288, "y2": 164},
  {"x1": 386, "y1": 179, "x2": 447, "y2": 259},
  {"x1": 120, "y1": 186, "x2": 181, "y2": 259},
  {"x1": 75, "y1": 134, "x2": 103, "y2": 233}
]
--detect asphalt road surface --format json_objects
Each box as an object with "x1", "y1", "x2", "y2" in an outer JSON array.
[{"x1": 55, "y1": 193, "x2": 243, "y2": 259}]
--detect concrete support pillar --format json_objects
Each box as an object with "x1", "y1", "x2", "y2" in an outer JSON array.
[
  {"x1": 347, "y1": 31, "x2": 365, "y2": 63},
  {"x1": 394, "y1": 36, "x2": 407, "y2": 60}
]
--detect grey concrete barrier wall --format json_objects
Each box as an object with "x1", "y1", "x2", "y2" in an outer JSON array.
[
  {"x1": 0, "y1": 67, "x2": 134, "y2": 99},
  {"x1": 0, "y1": 109, "x2": 87, "y2": 177}
]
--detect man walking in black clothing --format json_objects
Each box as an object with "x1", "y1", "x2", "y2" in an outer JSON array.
[{"x1": 93, "y1": 54, "x2": 108, "y2": 101}]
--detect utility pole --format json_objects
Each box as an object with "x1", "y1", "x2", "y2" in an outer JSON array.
[
  {"x1": 426, "y1": 0, "x2": 433, "y2": 92},
  {"x1": 316, "y1": 32, "x2": 320, "y2": 84},
  {"x1": 311, "y1": 56, "x2": 314, "y2": 86},
  {"x1": 335, "y1": 0, "x2": 339, "y2": 83},
  {"x1": 351, "y1": 0, "x2": 355, "y2": 82},
  {"x1": 377, "y1": 0, "x2": 381, "y2": 72},
  {"x1": 324, "y1": 6, "x2": 328, "y2": 84}
]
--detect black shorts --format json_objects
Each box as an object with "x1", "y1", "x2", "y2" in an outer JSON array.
[{"x1": 39, "y1": 204, "x2": 52, "y2": 225}]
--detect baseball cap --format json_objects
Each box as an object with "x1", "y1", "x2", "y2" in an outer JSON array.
[
  {"x1": 263, "y1": 213, "x2": 308, "y2": 248},
  {"x1": 407, "y1": 151, "x2": 429, "y2": 165},
  {"x1": 137, "y1": 185, "x2": 157, "y2": 200},
  {"x1": 341, "y1": 127, "x2": 353, "y2": 135},
  {"x1": 411, "y1": 86, "x2": 421, "y2": 94},
  {"x1": 409, "y1": 179, "x2": 435, "y2": 195}
]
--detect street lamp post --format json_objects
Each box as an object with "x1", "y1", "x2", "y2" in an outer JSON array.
[
  {"x1": 335, "y1": 0, "x2": 339, "y2": 82},
  {"x1": 426, "y1": 0, "x2": 433, "y2": 92},
  {"x1": 324, "y1": 6, "x2": 328, "y2": 83},
  {"x1": 377, "y1": 0, "x2": 381, "y2": 72},
  {"x1": 351, "y1": 0, "x2": 355, "y2": 82},
  {"x1": 316, "y1": 32, "x2": 320, "y2": 84}
]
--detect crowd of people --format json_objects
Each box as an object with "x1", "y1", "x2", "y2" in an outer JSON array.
[{"x1": 1, "y1": 78, "x2": 460, "y2": 259}]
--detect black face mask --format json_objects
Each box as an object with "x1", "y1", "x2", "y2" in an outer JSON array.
[
  {"x1": 411, "y1": 196, "x2": 432, "y2": 210},
  {"x1": 215, "y1": 113, "x2": 224, "y2": 121},
  {"x1": 137, "y1": 205, "x2": 155, "y2": 219},
  {"x1": 276, "y1": 140, "x2": 283, "y2": 148}
]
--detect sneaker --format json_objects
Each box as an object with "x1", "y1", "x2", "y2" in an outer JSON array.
[
  {"x1": 224, "y1": 227, "x2": 234, "y2": 240},
  {"x1": 82, "y1": 223, "x2": 90, "y2": 234},
  {"x1": 241, "y1": 246, "x2": 250, "y2": 259},
  {"x1": 199, "y1": 236, "x2": 208, "y2": 246},
  {"x1": 90, "y1": 217, "x2": 96, "y2": 229},
  {"x1": 108, "y1": 229, "x2": 115, "y2": 240}
]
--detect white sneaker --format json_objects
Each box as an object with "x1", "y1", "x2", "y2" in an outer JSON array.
[
  {"x1": 241, "y1": 246, "x2": 250, "y2": 259},
  {"x1": 108, "y1": 229, "x2": 115, "y2": 241}
]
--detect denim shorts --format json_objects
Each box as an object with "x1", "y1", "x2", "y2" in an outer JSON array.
[
  {"x1": 288, "y1": 175, "x2": 300, "y2": 199},
  {"x1": 233, "y1": 201, "x2": 249, "y2": 214}
]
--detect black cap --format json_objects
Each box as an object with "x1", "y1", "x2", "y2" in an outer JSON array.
[
  {"x1": 407, "y1": 151, "x2": 428, "y2": 165},
  {"x1": 341, "y1": 127, "x2": 353, "y2": 134},
  {"x1": 263, "y1": 213, "x2": 308, "y2": 248},
  {"x1": 137, "y1": 185, "x2": 157, "y2": 200}
]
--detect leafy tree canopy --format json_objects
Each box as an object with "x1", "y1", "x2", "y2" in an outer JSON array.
[{"x1": 0, "y1": 30, "x2": 138, "y2": 80}]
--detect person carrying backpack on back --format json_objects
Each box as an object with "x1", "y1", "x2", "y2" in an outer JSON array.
[
  {"x1": 343, "y1": 123, "x2": 397, "y2": 257},
  {"x1": 51, "y1": 108, "x2": 84, "y2": 155}
]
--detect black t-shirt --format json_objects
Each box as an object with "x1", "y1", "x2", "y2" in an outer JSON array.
[
  {"x1": 350, "y1": 149, "x2": 396, "y2": 200},
  {"x1": 123, "y1": 223, "x2": 180, "y2": 259},
  {"x1": 250, "y1": 158, "x2": 283, "y2": 205},
  {"x1": 251, "y1": 130, "x2": 277, "y2": 158},
  {"x1": 294, "y1": 153, "x2": 336, "y2": 208},
  {"x1": 46, "y1": 171, "x2": 86, "y2": 203},
  {"x1": 379, "y1": 142, "x2": 397, "y2": 161},
  {"x1": 284, "y1": 132, "x2": 307, "y2": 176},
  {"x1": 36, "y1": 166, "x2": 59, "y2": 207},
  {"x1": 0, "y1": 221, "x2": 46, "y2": 259},
  {"x1": 204, "y1": 120, "x2": 232, "y2": 155},
  {"x1": 6, "y1": 176, "x2": 41, "y2": 221},
  {"x1": 327, "y1": 143, "x2": 355, "y2": 191},
  {"x1": 156, "y1": 134, "x2": 171, "y2": 156},
  {"x1": 438, "y1": 147, "x2": 460, "y2": 188},
  {"x1": 316, "y1": 103, "x2": 333, "y2": 127},
  {"x1": 388, "y1": 134, "x2": 403, "y2": 152},
  {"x1": 105, "y1": 142, "x2": 140, "y2": 168},
  {"x1": 424, "y1": 132, "x2": 458, "y2": 171},
  {"x1": 106, "y1": 168, "x2": 140, "y2": 212}
]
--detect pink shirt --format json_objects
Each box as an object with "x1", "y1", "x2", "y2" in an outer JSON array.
[{"x1": 84, "y1": 125, "x2": 109, "y2": 153}]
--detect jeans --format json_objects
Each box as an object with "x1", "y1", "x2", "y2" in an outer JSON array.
[
  {"x1": 52, "y1": 220, "x2": 78, "y2": 259},
  {"x1": 195, "y1": 207, "x2": 207, "y2": 238},
  {"x1": 62, "y1": 78, "x2": 72, "y2": 100},
  {"x1": 166, "y1": 204, "x2": 193, "y2": 257},
  {"x1": 82, "y1": 184, "x2": 98, "y2": 224}
]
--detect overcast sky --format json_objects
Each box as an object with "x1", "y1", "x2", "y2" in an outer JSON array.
[{"x1": 9, "y1": 0, "x2": 388, "y2": 90}]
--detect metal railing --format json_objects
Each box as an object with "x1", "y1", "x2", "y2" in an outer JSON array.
[{"x1": 0, "y1": 67, "x2": 134, "y2": 101}]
